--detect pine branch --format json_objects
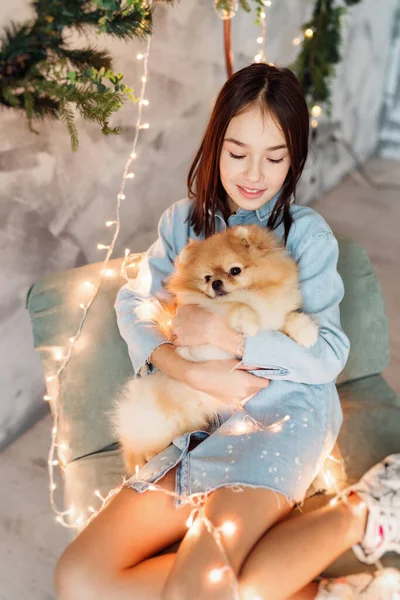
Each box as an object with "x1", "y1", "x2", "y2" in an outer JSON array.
[
  {"x1": 57, "y1": 47, "x2": 113, "y2": 70},
  {"x1": 0, "y1": 0, "x2": 174, "y2": 149}
]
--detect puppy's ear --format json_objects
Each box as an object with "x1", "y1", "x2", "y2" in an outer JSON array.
[
  {"x1": 231, "y1": 224, "x2": 283, "y2": 255},
  {"x1": 231, "y1": 226, "x2": 253, "y2": 249},
  {"x1": 177, "y1": 239, "x2": 200, "y2": 266}
]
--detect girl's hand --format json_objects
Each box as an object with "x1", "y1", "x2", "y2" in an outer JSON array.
[
  {"x1": 186, "y1": 358, "x2": 270, "y2": 406},
  {"x1": 171, "y1": 304, "x2": 238, "y2": 351},
  {"x1": 171, "y1": 305, "x2": 218, "y2": 347}
]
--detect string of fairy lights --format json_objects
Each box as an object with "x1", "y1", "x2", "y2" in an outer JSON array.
[
  {"x1": 39, "y1": 1, "x2": 397, "y2": 597},
  {"x1": 44, "y1": 20, "x2": 153, "y2": 527},
  {"x1": 291, "y1": 26, "x2": 323, "y2": 129}
]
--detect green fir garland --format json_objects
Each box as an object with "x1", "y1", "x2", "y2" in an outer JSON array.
[
  {"x1": 0, "y1": 0, "x2": 173, "y2": 150},
  {"x1": 290, "y1": 0, "x2": 362, "y2": 116}
]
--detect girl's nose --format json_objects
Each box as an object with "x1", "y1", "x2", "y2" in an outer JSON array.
[{"x1": 244, "y1": 159, "x2": 263, "y2": 183}]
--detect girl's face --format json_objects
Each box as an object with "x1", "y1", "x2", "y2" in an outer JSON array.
[{"x1": 219, "y1": 106, "x2": 291, "y2": 214}]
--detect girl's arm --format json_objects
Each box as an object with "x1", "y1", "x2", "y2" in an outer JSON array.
[
  {"x1": 214, "y1": 230, "x2": 350, "y2": 385},
  {"x1": 114, "y1": 205, "x2": 179, "y2": 378}
]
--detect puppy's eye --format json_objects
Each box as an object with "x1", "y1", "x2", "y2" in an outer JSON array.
[
  {"x1": 204, "y1": 275, "x2": 212, "y2": 283},
  {"x1": 229, "y1": 267, "x2": 241, "y2": 276}
]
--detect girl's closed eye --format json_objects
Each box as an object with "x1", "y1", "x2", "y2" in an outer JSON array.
[{"x1": 229, "y1": 151, "x2": 283, "y2": 164}]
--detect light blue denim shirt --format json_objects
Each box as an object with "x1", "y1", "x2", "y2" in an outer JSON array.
[
  {"x1": 115, "y1": 191, "x2": 351, "y2": 506},
  {"x1": 115, "y1": 192, "x2": 350, "y2": 385}
]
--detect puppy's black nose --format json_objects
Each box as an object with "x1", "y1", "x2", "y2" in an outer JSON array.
[{"x1": 212, "y1": 279, "x2": 223, "y2": 291}]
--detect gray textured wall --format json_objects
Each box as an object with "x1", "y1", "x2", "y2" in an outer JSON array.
[
  {"x1": 379, "y1": 2, "x2": 400, "y2": 157},
  {"x1": 1, "y1": 0, "x2": 398, "y2": 449}
]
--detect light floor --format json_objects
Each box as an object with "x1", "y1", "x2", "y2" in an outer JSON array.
[{"x1": 0, "y1": 157, "x2": 399, "y2": 600}]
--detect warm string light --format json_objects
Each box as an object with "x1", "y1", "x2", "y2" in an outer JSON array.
[
  {"x1": 253, "y1": 1, "x2": 269, "y2": 64},
  {"x1": 44, "y1": 16, "x2": 155, "y2": 528},
  {"x1": 291, "y1": 26, "x2": 324, "y2": 129}
]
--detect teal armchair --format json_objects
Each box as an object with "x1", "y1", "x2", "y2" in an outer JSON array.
[{"x1": 26, "y1": 233, "x2": 400, "y2": 576}]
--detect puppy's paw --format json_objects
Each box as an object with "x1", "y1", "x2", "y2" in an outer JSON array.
[
  {"x1": 283, "y1": 312, "x2": 319, "y2": 348},
  {"x1": 229, "y1": 304, "x2": 260, "y2": 337}
]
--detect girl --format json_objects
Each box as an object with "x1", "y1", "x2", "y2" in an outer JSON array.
[{"x1": 55, "y1": 64, "x2": 400, "y2": 600}]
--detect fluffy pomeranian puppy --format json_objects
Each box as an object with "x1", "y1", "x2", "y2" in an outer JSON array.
[{"x1": 111, "y1": 224, "x2": 318, "y2": 475}]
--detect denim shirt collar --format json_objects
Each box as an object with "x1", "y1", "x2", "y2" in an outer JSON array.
[{"x1": 209, "y1": 189, "x2": 283, "y2": 224}]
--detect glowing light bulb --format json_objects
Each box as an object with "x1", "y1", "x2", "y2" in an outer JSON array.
[
  {"x1": 79, "y1": 303, "x2": 86, "y2": 309},
  {"x1": 311, "y1": 105, "x2": 322, "y2": 117},
  {"x1": 51, "y1": 483, "x2": 57, "y2": 490},
  {"x1": 186, "y1": 511, "x2": 196, "y2": 528},
  {"x1": 141, "y1": 76, "x2": 147, "y2": 83},
  {"x1": 88, "y1": 506, "x2": 96, "y2": 513},
  {"x1": 56, "y1": 516, "x2": 63, "y2": 523},
  {"x1": 292, "y1": 37, "x2": 301, "y2": 46},
  {"x1": 126, "y1": 172, "x2": 135, "y2": 179},
  {"x1": 141, "y1": 99, "x2": 149, "y2": 106},
  {"x1": 257, "y1": 37, "x2": 263, "y2": 44},
  {"x1": 254, "y1": 54, "x2": 262, "y2": 63},
  {"x1": 97, "y1": 244, "x2": 110, "y2": 250},
  {"x1": 130, "y1": 152, "x2": 137, "y2": 159},
  {"x1": 311, "y1": 119, "x2": 319, "y2": 129},
  {"x1": 43, "y1": 395, "x2": 51, "y2": 402},
  {"x1": 220, "y1": 520, "x2": 237, "y2": 537},
  {"x1": 52, "y1": 460, "x2": 59, "y2": 466},
  {"x1": 52, "y1": 427, "x2": 57, "y2": 434},
  {"x1": 125, "y1": 248, "x2": 131, "y2": 256},
  {"x1": 102, "y1": 269, "x2": 115, "y2": 277},
  {"x1": 235, "y1": 421, "x2": 249, "y2": 434},
  {"x1": 265, "y1": 0, "x2": 271, "y2": 6},
  {"x1": 141, "y1": 123, "x2": 150, "y2": 129},
  {"x1": 208, "y1": 568, "x2": 224, "y2": 583},
  {"x1": 260, "y1": 11, "x2": 266, "y2": 18},
  {"x1": 69, "y1": 337, "x2": 76, "y2": 343},
  {"x1": 46, "y1": 376, "x2": 55, "y2": 382},
  {"x1": 54, "y1": 350, "x2": 64, "y2": 361},
  {"x1": 137, "y1": 53, "x2": 144, "y2": 60},
  {"x1": 118, "y1": 193, "x2": 126, "y2": 200},
  {"x1": 305, "y1": 28, "x2": 314, "y2": 38}
]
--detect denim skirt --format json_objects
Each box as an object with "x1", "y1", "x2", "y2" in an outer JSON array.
[{"x1": 124, "y1": 375, "x2": 343, "y2": 508}]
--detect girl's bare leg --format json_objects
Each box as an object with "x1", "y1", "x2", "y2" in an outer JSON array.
[
  {"x1": 238, "y1": 493, "x2": 367, "y2": 600},
  {"x1": 55, "y1": 465, "x2": 192, "y2": 600},
  {"x1": 161, "y1": 487, "x2": 367, "y2": 600}
]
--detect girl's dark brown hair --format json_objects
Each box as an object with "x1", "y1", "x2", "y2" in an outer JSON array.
[{"x1": 187, "y1": 63, "x2": 309, "y2": 243}]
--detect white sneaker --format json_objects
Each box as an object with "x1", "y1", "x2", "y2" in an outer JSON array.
[
  {"x1": 338, "y1": 454, "x2": 400, "y2": 565},
  {"x1": 316, "y1": 568, "x2": 400, "y2": 599}
]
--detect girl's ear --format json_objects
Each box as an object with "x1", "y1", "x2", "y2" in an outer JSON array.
[{"x1": 177, "y1": 238, "x2": 200, "y2": 265}]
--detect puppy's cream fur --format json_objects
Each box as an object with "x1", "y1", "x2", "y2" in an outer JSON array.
[{"x1": 110, "y1": 225, "x2": 318, "y2": 475}]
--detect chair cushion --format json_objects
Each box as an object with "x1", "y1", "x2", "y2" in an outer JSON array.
[{"x1": 336, "y1": 234, "x2": 390, "y2": 385}]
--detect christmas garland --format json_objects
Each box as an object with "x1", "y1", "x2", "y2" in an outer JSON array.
[
  {"x1": 216, "y1": 0, "x2": 363, "y2": 115},
  {"x1": 0, "y1": 0, "x2": 173, "y2": 150},
  {"x1": 0, "y1": 0, "x2": 362, "y2": 150}
]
